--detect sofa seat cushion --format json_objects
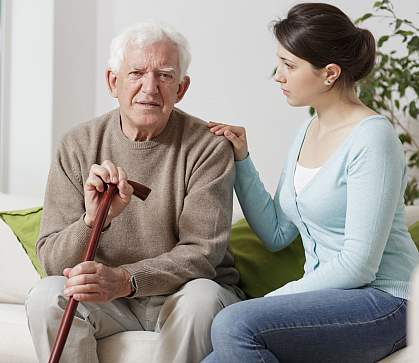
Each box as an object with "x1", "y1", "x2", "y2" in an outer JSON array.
[
  {"x1": 98, "y1": 331, "x2": 158, "y2": 362},
  {"x1": 0, "y1": 303, "x2": 158, "y2": 362}
]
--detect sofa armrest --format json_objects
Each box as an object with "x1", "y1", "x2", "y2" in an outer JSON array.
[{"x1": 408, "y1": 265, "x2": 419, "y2": 357}]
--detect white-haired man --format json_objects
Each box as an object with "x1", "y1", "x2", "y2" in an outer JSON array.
[{"x1": 25, "y1": 22, "x2": 244, "y2": 363}]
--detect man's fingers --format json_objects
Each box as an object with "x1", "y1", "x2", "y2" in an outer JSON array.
[
  {"x1": 64, "y1": 283, "x2": 100, "y2": 297},
  {"x1": 68, "y1": 261, "x2": 101, "y2": 278},
  {"x1": 65, "y1": 273, "x2": 98, "y2": 288},
  {"x1": 72, "y1": 292, "x2": 101, "y2": 302},
  {"x1": 85, "y1": 173, "x2": 105, "y2": 192},
  {"x1": 90, "y1": 164, "x2": 111, "y2": 184},
  {"x1": 101, "y1": 160, "x2": 119, "y2": 184},
  {"x1": 118, "y1": 180, "x2": 133, "y2": 199}
]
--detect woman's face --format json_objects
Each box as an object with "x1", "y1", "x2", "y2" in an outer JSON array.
[{"x1": 274, "y1": 43, "x2": 327, "y2": 107}]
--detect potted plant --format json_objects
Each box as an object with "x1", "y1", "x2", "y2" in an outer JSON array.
[{"x1": 355, "y1": 0, "x2": 419, "y2": 204}]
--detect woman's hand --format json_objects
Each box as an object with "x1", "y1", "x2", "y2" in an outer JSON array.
[{"x1": 208, "y1": 121, "x2": 249, "y2": 161}]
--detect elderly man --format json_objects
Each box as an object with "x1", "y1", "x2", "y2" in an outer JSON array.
[{"x1": 25, "y1": 22, "x2": 243, "y2": 363}]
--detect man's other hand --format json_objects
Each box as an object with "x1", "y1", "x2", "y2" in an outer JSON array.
[{"x1": 63, "y1": 261, "x2": 132, "y2": 303}]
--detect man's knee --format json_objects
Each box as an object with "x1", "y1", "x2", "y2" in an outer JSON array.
[
  {"x1": 158, "y1": 279, "x2": 239, "y2": 329},
  {"x1": 178, "y1": 279, "x2": 237, "y2": 315},
  {"x1": 26, "y1": 276, "x2": 66, "y2": 318}
]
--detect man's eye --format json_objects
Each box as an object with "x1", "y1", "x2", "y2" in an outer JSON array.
[
  {"x1": 159, "y1": 73, "x2": 174, "y2": 81},
  {"x1": 284, "y1": 63, "x2": 293, "y2": 69}
]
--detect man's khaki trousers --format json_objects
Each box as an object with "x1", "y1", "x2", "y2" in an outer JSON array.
[{"x1": 25, "y1": 276, "x2": 242, "y2": 363}]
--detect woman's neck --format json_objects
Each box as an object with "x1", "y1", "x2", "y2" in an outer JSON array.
[{"x1": 311, "y1": 87, "x2": 374, "y2": 133}]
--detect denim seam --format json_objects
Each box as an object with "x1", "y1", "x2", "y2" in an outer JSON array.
[{"x1": 254, "y1": 300, "x2": 406, "y2": 336}]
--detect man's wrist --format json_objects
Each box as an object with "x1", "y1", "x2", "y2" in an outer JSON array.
[
  {"x1": 84, "y1": 214, "x2": 111, "y2": 231},
  {"x1": 118, "y1": 267, "x2": 136, "y2": 297}
]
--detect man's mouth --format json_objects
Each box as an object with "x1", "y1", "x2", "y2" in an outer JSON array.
[{"x1": 136, "y1": 101, "x2": 161, "y2": 107}]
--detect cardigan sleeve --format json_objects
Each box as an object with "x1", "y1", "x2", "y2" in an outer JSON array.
[
  {"x1": 266, "y1": 121, "x2": 406, "y2": 296},
  {"x1": 235, "y1": 156, "x2": 299, "y2": 252}
]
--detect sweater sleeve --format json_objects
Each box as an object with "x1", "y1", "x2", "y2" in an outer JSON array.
[
  {"x1": 121, "y1": 139, "x2": 236, "y2": 297},
  {"x1": 234, "y1": 156, "x2": 299, "y2": 252},
  {"x1": 266, "y1": 122, "x2": 405, "y2": 297},
  {"x1": 36, "y1": 139, "x2": 94, "y2": 276}
]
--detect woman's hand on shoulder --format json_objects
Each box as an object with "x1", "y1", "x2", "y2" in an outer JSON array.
[{"x1": 208, "y1": 121, "x2": 249, "y2": 161}]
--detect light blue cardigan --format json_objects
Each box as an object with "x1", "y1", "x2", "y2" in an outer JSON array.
[{"x1": 235, "y1": 115, "x2": 419, "y2": 300}]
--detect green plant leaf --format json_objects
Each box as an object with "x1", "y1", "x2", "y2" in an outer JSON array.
[
  {"x1": 355, "y1": 13, "x2": 373, "y2": 24},
  {"x1": 378, "y1": 35, "x2": 390, "y2": 47},
  {"x1": 409, "y1": 101, "x2": 419, "y2": 119},
  {"x1": 399, "y1": 133, "x2": 412, "y2": 145}
]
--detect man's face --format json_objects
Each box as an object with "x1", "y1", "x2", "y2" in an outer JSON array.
[{"x1": 108, "y1": 40, "x2": 189, "y2": 133}]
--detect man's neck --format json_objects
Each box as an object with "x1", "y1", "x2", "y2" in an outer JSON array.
[{"x1": 120, "y1": 115, "x2": 170, "y2": 141}]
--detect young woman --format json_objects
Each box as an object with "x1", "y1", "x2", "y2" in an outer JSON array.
[{"x1": 203, "y1": 3, "x2": 419, "y2": 363}]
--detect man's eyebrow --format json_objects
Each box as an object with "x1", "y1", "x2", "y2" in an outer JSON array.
[{"x1": 158, "y1": 67, "x2": 176, "y2": 73}]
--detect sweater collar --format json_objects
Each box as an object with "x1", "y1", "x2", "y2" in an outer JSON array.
[{"x1": 112, "y1": 108, "x2": 177, "y2": 150}]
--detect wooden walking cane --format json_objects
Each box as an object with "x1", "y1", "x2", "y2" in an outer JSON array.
[{"x1": 48, "y1": 180, "x2": 151, "y2": 363}]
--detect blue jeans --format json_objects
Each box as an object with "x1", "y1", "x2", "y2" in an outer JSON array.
[{"x1": 202, "y1": 287, "x2": 407, "y2": 363}]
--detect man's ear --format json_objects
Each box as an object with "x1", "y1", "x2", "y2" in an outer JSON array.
[
  {"x1": 106, "y1": 68, "x2": 118, "y2": 98},
  {"x1": 175, "y1": 76, "x2": 190, "y2": 103}
]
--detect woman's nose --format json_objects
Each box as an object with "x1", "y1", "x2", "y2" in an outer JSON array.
[{"x1": 274, "y1": 66, "x2": 286, "y2": 83}]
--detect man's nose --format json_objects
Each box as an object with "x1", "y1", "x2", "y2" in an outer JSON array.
[{"x1": 141, "y1": 72, "x2": 159, "y2": 94}]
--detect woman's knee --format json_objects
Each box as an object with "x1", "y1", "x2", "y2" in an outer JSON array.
[{"x1": 211, "y1": 302, "x2": 245, "y2": 344}]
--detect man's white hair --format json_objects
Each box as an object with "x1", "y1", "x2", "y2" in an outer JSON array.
[{"x1": 108, "y1": 21, "x2": 191, "y2": 80}]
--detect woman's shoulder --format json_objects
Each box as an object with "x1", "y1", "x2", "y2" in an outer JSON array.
[
  {"x1": 352, "y1": 114, "x2": 399, "y2": 147},
  {"x1": 347, "y1": 114, "x2": 404, "y2": 164}
]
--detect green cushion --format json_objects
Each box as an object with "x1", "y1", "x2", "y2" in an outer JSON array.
[
  {"x1": 229, "y1": 219, "x2": 305, "y2": 298},
  {"x1": 2, "y1": 205, "x2": 419, "y2": 297},
  {"x1": 231, "y1": 218, "x2": 419, "y2": 299},
  {"x1": 0, "y1": 207, "x2": 45, "y2": 277},
  {"x1": 408, "y1": 220, "x2": 419, "y2": 250}
]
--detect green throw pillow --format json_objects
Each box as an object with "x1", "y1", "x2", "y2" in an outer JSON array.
[
  {"x1": 229, "y1": 219, "x2": 305, "y2": 298},
  {"x1": 408, "y1": 220, "x2": 419, "y2": 250},
  {"x1": 0, "y1": 207, "x2": 45, "y2": 277}
]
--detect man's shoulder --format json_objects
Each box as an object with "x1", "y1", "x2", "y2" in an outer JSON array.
[
  {"x1": 173, "y1": 108, "x2": 232, "y2": 152},
  {"x1": 61, "y1": 109, "x2": 118, "y2": 147}
]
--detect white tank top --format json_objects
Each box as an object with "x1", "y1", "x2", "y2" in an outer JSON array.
[{"x1": 294, "y1": 162, "x2": 321, "y2": 195}]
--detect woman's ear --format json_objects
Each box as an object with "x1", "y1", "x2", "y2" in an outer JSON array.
[
  {"x1": 106, "y1": 69, "x2": 118, "y2": 98},
  {"x1": 324, "y1": 63, "x2": 341, "y2": 86}
]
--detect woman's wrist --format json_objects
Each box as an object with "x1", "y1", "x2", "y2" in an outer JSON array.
[{"x1": 235, "y1": 151, "x2": 249, "y2": 161}]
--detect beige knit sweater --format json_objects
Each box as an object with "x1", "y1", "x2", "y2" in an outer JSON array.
[{"x1": 37, "y1": 108, "x2": 239, "y2": 297}]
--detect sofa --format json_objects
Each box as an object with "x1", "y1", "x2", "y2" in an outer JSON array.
[{"x1": 1, "y1": 191, "x2": 418, "y2": 363}]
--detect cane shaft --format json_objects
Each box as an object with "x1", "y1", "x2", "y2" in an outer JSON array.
[{"x1": 48, "y1": 180, "x2": 150, "y2": 362}]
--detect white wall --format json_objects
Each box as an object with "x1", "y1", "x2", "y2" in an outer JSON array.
[
  {"x1": 2, "y1": 0, "x2": 418, "y2": 198},
  {"x1": 7, "y1": 0, "x2": 54, "y2": 196},
  {"x1": 2, "y1": 0, "x2": 97, "y2": 196},
  {"x1": 95, "y1": 0, "x2": 418, "y2": 197}
]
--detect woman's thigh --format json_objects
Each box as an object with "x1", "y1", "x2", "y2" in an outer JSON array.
[{"x1": 209, "y1": 288, "x2": 407, "y2": 363}]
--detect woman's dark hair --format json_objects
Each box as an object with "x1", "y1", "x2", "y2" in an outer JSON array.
[{"x1": 272, "y1": 3, "x2": 376, "y2": 88}]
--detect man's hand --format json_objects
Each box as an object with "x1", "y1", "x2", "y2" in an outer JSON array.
[
  {"x1": 63, "y1": 261, "x2": 132, "y2": 303},
  {"x1": 84, "y1": 160, "x2": 134, "y2": 228}
]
